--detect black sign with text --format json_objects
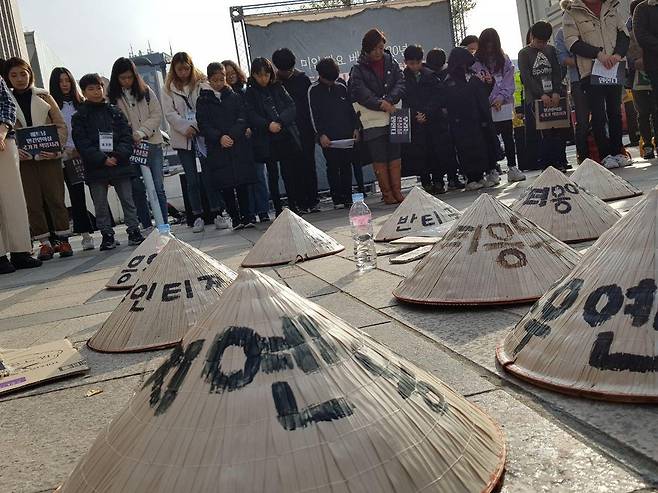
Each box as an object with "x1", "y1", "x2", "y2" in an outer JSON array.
[
  {"x1": 16, "y1": 125, "x2": 61, "y2": 157},
  {"x1": 535, "y1": 98, "x2": 571, "y2": 130}
]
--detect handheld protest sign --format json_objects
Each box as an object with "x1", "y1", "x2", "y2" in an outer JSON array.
[
  {"x1": 58, "y1": 269, "x2": 506, "y2": 493},
  {"x1": 241, "y1": 208, "x2": 344, "y2": 267},
  {"x1": 534, "y1": 98, "x2": 571, "y2": 130},
  {"x1": 89, "y1": 238, "x2": 236, "y2": 353},
  {"x1": 511, "y1": 166, "x2": 620, "y2": 243},
  {"x1": 498, "y1": 188, "x2": 658, "y2": 402},
  {"x1": 129, "y1": 141, "x2": 149, "y2": 166},
  {"x1": 0, "y1": 340, "x2": 88, "y2": 396},
  {"x1": 16, "y1": 124, "x2": 61, "y2": 157},
  {"x1": 375, "y1": 186, "x2": 460, "y2": 242},
  {"x1": 393, "y1": 194, "x2": 581, "y2": 306},
  {"x1": 570, "y1": 158, "x2": 642, "y2": 202},
  {"x1": 106, "y1": 229, "x2": 171, "y2": 289},
  {"x1": 389, "y1": 107, "x2": 412, "y2": 144},
  {"x1": 63, "y1": 158, "x2": 85, "y2": 186}
]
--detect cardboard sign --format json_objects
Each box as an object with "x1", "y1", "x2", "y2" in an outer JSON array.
[
  {"x1": 130, "y1": 141, "x2": 150, "y2": 166},
  {"x1": 535, "y1": 97, "x2": 571, "y2": 130},
  {"x1": 389, "y1": 108, "x2": 412, "y2": 144},
  {"x1": 590, "y1": 60, "x2": 626, "y2": 86},
  {"x1": 63, "y1": 158, "x2": 85, "y2": 185},
  {"x1": 16, "y1": 124, "x2": 61, "y2": 157},
  {"x1": 0, "y1": 340, "x2": 88, "y2": 396}
]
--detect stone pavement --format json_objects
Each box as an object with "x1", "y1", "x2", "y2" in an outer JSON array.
[{"x1": 1, "y1": 160, "x2": 658, "y2": 493}]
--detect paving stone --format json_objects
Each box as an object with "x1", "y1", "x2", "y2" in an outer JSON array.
[
  {"x1": 471, "y1": 390, "x2": 649, "y2": 493},
  {"x1": 312, "y1": 292, "x2": 389, "y2": 328},
  {"x1": 282, "y1": 274, "x2": 338, "y2": 298},
  {"x1": 0, "y1": 298, "x2": 119, "y2": 331},
  {"x1": 0, "y1": 313, "x2": 108, "y2": 348}
]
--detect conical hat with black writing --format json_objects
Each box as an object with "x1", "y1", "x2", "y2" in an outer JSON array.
[
  {"x1": 375, "y1": 186, "x2": 460, "y2": 242},
  {"x1": 393, "y1": 193, "x2": 581, "y2": 305},
  {"x1": 58, "y1": 269, "x2": 506, "y2": 493},
  {"x1": 89, "y1": 238, "x2": 236, "y2": 353},
  {"x1": 106, "y1": 229, "x2": 171, "y2": 289},
  {"x1": 511, "y1": 166, "x2": 620, "y2": 243},
  {"x1": 570, "y1": 158, "x2": 643, "y2": 202},
  {"x1": 242, "y1": 208, "x2": 344, "y2": 267},
  {"x1": 498, "y1": 188, "x2": 658, "y2": 402}
]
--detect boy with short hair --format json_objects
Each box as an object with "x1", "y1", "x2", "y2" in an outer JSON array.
[
  {"x1": 308, "y1": 58, "x2": 360, "y2": 208},
  {"x1": 72, "y1": 74, "x2": 144, "y2": 250}
]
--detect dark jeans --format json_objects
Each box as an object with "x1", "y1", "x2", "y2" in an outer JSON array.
[
  {"x1": 269, "y1": 139, "x2": 300, "y2": 211},
  {"x1": 431, "y1": 126, "x2": 459, "y2": 179},
  {"x1": 63, "y1": 172, "x2": 94, "y2": 234},
  {"x1": 178, "y1": 149, "x2": 224, "y2": 216},
  {"x1": 633, "y1": 89, "x2": 657, "y2": 149},
  {"x1": 647, "y1": 71, "x2": 658, "y2": 147},
  {"x1": 221, "y1": 184, "x2": 253, "y2": 223},
  {"x1": 88, "y1": 178, "x2": 139, "y2": 236},
  {"x1": 323, "y1": 148, "x2": 354, "y2": 205},
  {"x1": 131, "y1": 176, "x2": 151, "y2": 229},
  {"x1": 524, "y1": 102, "x2": 568, "y2": 170},
  {"x1": 571, "y1": 81, "x2": 591, "y2": 160},
  {"x1": 353, "y1": 163, "x2": 365, "y2": 193},
  {"x1": 494, "y1": 120, "x2": 517, "y2": 168},
  {"x1": 582, "y1": 80, "x2": 623, "y2": 158},
  {"x1": 298, "y1": 136, "x2": 319, "y2": 209}
]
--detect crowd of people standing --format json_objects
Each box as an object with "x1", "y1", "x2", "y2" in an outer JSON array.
[{"x1": 0, "y1": 0, "x2": 656, "y2": 275}]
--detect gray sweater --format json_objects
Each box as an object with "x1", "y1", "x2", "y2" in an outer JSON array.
[{"x1": 518, "y1": 44, "x2": 564, "y2": 103}]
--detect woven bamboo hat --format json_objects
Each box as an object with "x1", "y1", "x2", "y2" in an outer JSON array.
[
  {"x1": 106, "y1": 230, "x2": 171, "y2": 289},
  {"x1": 58, "y1": 269, "x2": 506, "y2": 493},
  {"x1": 570, "y1": 158, "x2": 643, "y2": 202},
  {"x1": 393, "y1": 193, "x2": 581, "y2": 306},
  {"x1": 498, "y1": 188, "x2": 658, "y2": 402},
  {"x1": 242, "y1": 208, "x2": 344, "y2": 267},
  {"x1": 511, "y1": 166, "x2": 620, "y2": 243},
  {"x1": 88, "y1": 238, "x2": 236, "y2": 353},
  {"x1": 375, "y1": 186, "x2": 460, "y2": 242}
]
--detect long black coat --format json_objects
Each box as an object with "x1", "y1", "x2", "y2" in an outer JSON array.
[
  {"x1": 245, "y1": 81, "x2": 301, "y2": 162},
  {"x1": 196, "y1": 86, "x2": 256, "y2": 189},
  {"x1": 348, "y1": 50, "x2": 405, "y2": 110},
  {"x1": 401, "y1": 67, "x2": 442, "y2": 175},
  {"x1": 71, "y1": 101, "x2": 135, "y2": 183}
]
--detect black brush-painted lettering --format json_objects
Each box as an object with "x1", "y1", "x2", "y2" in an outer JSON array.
[
  {"x1": 198, "y1": 274, "x2": 228, "y2": 291},
  {"x1": 416, "y1": 381, "x2": 448, "y2": 414},
  {"x1": 271, "y1": 381, "x2": 354, "y2": 431},
  {"x1": 624, "y1": 279, "x2": 657, "y2": 327},
  {"x1": 282, "y1": 316, "x2": 320, "y2": 373},
  {"x1": 513, "y1": 278, "x2": 584, "y2": 355},
  {"x1": 583, "y1": 284, "x2": 623, "y2": 327},
  {"x1": 127, "y1": 255, "x2": 145, "y2": 268},
  {"x1": 487, "y1": 223, "x2": 514, "y2": 241},
  {"x1": 497, "y1": 248, "x2": 527, "y2": 269},
  {"x1": 589, "y1": 331, "x2": 658, "y2": 373},
  {"x1": 184, "y1": 279, "x2": 193, "y2": 299},
  {"x1": 116, "y1": 273, "x2": 133, "y2": 284},
  {"x1": 146, "y1": 282, "x2": 157, "y2": 301},
  {"x1": 146, "y1": 253, "x2": 157, "y2": 264},
  {"x1": 564, "y1": 183, "x2": 579, "y2": 194},
  {"x1": 129, "y1": 284, "x2": 148, "y2": 312},
  {"x1": 296, "y1": 314, "x2": 341, "y2": 364},
  {"x1": 162, "y1": 282, "x2": 182, "y2": 302}
]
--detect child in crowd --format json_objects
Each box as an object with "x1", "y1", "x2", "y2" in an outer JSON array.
[
  {"x1": 308, "y1": 57, "x2": 360, "y2": 209},
  {"x1": 72, "y1": 74, "x2": 144, "y2": 250},
  {"x1": 197, "y1": 63, "x2": 256, "y2": 230},
  {"x1": 402, "y1": 45, "x2": 445, "y2": 194},
  {"x1": 245, "y1": 57, "x2": 301, "y2": 217},
  {"x1": 443, "y1": 47, "x2": 496, "y2": 191},
  {"x1": 518, "y1": 21, "x2": 568, "y2": 171},
  {"x1": 272, "y1": 48, "x2": 319, "y2": 213}
]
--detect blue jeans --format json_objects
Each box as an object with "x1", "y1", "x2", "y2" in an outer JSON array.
[
  {"x1": 249, "y1": 162, "x2": 269, "y2": 215},
  {"x1": 177, "y1": 149, "x2": 224, "y2": 216}
]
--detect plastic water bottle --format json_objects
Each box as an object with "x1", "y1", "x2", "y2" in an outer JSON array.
[{"x1": 349, "y1": 193, "x2": 377, "y2": 272}]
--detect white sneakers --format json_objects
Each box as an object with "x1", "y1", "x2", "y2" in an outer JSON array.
[
  {"x1": 486, "y1": 170, "x2": 501, "y2": 185},
  {"x1": 214, "y1": 215, "x2": 230, "y2": 230},
  {"x1": 613, "y1": 154, "x2": 631, "y2": 167},
  {"x1": 465, "y1": 181, "x2": 484, "y2": 191},
  {"x1": 192, "y1": 217, "x2": 205, "y2": 233},
  {"x1": 507, "y1": 166, "x2": 526, "y2": 182},
  {"x1": 81, "y1": 234, "x2": 95, "y2": 251}
]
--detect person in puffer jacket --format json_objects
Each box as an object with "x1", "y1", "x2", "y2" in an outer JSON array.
[{"x1": 348, "y1": 28, "x2": 405, "y2": 204}]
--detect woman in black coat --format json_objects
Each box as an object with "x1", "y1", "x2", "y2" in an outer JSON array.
[
  {"x1": 348, "y1": 28, "x2": 405, "y2": 204},
  {"x1": 197, "y1": 63, "x2": 256, "y2": 230},
  {"x1": 245, "y1": 57, "x2": 302, "y2": 216}
]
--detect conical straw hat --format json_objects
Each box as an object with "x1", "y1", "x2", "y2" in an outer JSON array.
[
  {"x1": 106, "y1": 229, "x2": 171, "y2": 289},
  {"x1": 242, "y1": 208, "x2": 344, "y2": 267},
  {"x1": 497, "y1": 188, "x2": 658, "y2": 402},
  {"x1": 0, "y1": 339, "x2": 88, "y2": 396},
  {"x1": 511, "y1": 166, "x2": 620, "y2": 243},
  {"x1": 570, "y1": 158, "x2": 643, "y2": 202},
  {"x1": 58, "y1": 269, "x2": 506, "y2": 493},
  {"x1": 88, "y1": 238, "x2": 236, "y2": 353},
  {"x1": 393, "y1": 193, "x2": 581, "y2": 306},
  {"x1": 375, "y1": 186, "x2": 460, "y2": 242}
]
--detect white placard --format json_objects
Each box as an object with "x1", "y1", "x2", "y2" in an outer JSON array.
[
  {"x1": 491, "y1": 103, "x2": 514, "y2": 122},
  {"x1": 98, "y1": 132, "x2": 113, "y2": 152}
]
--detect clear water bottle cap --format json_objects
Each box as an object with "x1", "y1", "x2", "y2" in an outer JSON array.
[
  {"x1": 352, "y1": 193, "x2": 365, "y2": 203},
  {"x1": 157, "y1": 224, "x2": 171, "y2": 235}
]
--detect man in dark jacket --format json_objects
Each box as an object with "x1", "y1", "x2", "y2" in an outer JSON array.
[
  {"x1": 309, "y1": 58, "x2": 360, "y2": 208},
  {"x1": 197, "y1": 63, "x2": 256, "y2": 229},
  {"x1": 402, "y1": 45, "x2": 445, "y2": 194},
  {"x1": 72, "y1": 73, "x2": 143, "y2": 250},
  {"x1": 633, "y1": 0, "x2": 658, "y2": 130},
  {"x1": 273, "y1": 48, "x2": 319, "y2": 213}
]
